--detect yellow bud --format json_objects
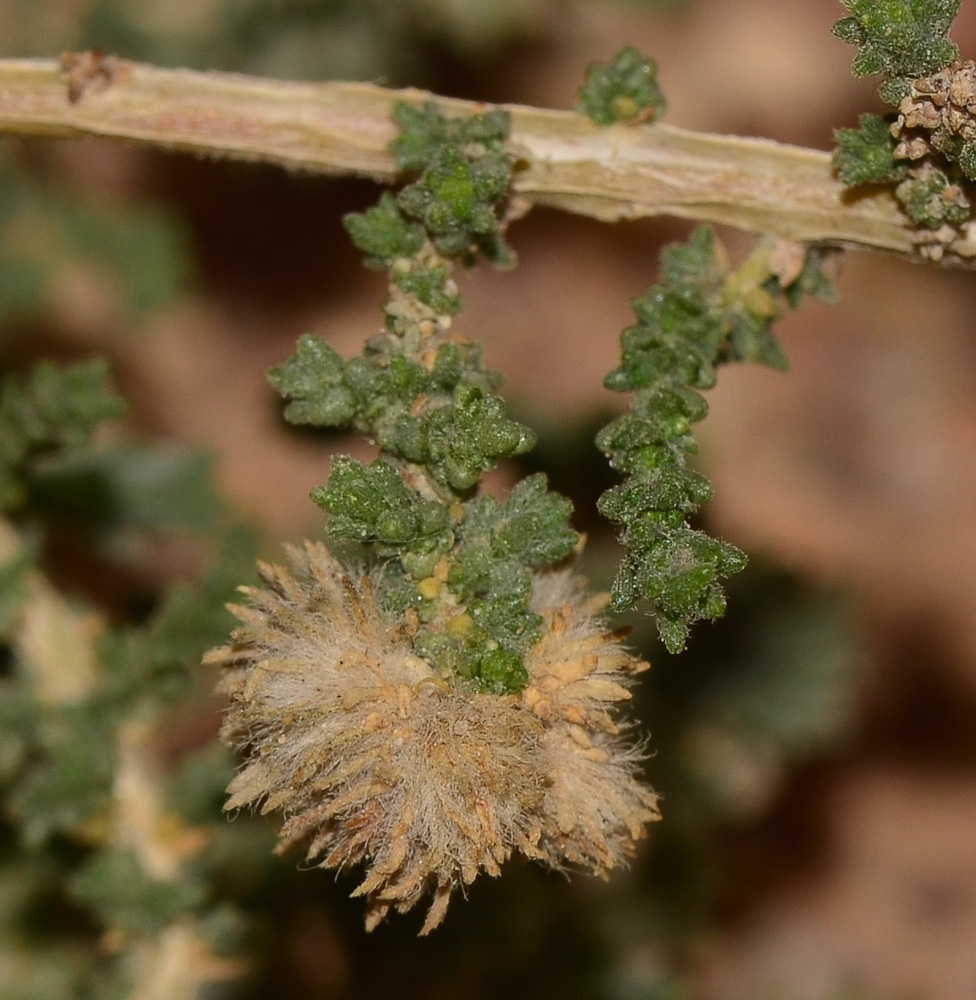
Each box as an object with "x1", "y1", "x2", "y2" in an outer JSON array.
[
  {"x1": 742, "y1": 285, "x2": 778, "y2": 318},
  {"x1": 445, "y1": 612, "x2": 473, "y2": 637}
]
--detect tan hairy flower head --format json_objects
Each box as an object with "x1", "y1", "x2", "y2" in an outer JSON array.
[{"x1": 205, "y1": 541, "x2": 658, "y2": 934}]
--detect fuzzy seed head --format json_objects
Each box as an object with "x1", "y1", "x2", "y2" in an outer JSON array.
[{"x1": 206, "y1": 541, "x2": 658, "y2": 933}]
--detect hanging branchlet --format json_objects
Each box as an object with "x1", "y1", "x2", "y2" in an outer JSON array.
[
  {"x1": 214, "y1": 100, "x2": 660, "y2": 933},
  {"x1": 832, "y1": 0, "x2": 976, "y2": 260},
  {"x1": 1, "y1": 0, "x2": 970, "y2": 978},
  {"x1": 574, "y1": 53, "x2": 839, "y2": 651},
  {"x1": 267, "y1": 101, "x2": 578, "y2": 697},
  {"x1": 597, "y1": 227, "x2": 838, "y2": 653}
]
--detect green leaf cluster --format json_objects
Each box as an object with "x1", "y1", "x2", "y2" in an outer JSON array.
[
  {"x1": 0, "y1": 359, "x2": 127, "y2": 510},
  {"x1": 833, "y1": 118, "x2": 971, "y2": 230},
  {"x1": 272, "y1": 335, "x2": 535, "y2": 492},
  {"x1": 413, "y1": 474, "x2": 579, "y2": 694},
  {"x1": 831, "y1": 2, "x2": 976, "y2": 243},
  {"x1": 268, "y1": 334, "x2": 361, "y2": 426},
  {"x1": 397, "y1": 143, "x2": 513, "y2": 261},
  {"x1": 343, "y1": 101, "x2": 514, "y2": 270},
  {"x1": 598, "y1": 227, "x2": 830, "y2": 652},
  {"x1": 576, "y1": 46, "x2": 667, "y2": 126},
  {"x1": 411, "y1": 380, "x2": 536, "y2": 490},
  {"x1": 345, "y1": 101, "x2": 515, "y2": 266},
  {"x1": 313, "y1": 456, "x2": 452, "y2": 561},
  {"x1": 833, "y1": 113, "x2": 908, "y2": 185},
  {"x1": 896, "y1": 165, "x2": 972, "y2": 225},
  {"x1": 833, "y1": 0, "x2": 961, "y2": 86}
]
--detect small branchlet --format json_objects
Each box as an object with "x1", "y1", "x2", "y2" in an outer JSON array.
[
  {"x1": 832, "y1": 0, "x2": 976, "y2": 259},
  {"x1": 597, "y1": 227, "x2": 837, "y2": 653},
  {"x1": 269, "y1": 102, "x2": 575, "y2": 697}
]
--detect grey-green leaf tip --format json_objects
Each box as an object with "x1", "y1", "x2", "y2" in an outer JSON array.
[
  {"x1": 268, "y1": 334, "x2": 358, "y2": 427},
  {"x1": 343, "y1": 192, "x2": 425, "y2": 270},
  {"x1": 576, "y1": 46, "x2": 667, "y2": 126},
  {"x1": 313, "y1": 456, "x2": 450, "y2": 549}
]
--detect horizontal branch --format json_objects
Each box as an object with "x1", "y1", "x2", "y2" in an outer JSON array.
[{"x1": 0, "y1": 55, "x2": 922, "y2": 258}]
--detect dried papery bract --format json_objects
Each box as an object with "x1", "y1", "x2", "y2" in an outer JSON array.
[{"x1": 206, "y1": 542, "x2": 658, "y2": 933}]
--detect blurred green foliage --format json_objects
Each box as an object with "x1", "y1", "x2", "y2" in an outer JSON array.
[
  {"x1": 0, "y1": 359, "x2": 127, "y2": 510},
  {"x1": 0, "y1": 160, "x2": 189, "y2": 324},
  {"x1": 0, "y1": 350, "x2": 260, "y2": 998}
]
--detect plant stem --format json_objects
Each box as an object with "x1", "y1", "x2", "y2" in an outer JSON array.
[{"x1": 0, "y1": 55, "x2": 930, "y2": 260}]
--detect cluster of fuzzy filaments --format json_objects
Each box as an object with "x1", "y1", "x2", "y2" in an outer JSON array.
[{"x1": 205, "y1": 542, "x2": 658, "y2": 934}]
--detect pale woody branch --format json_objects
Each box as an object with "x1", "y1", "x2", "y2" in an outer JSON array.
[{"x1": 0, "y1": 55, "x2": 936, "y2": 260}]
